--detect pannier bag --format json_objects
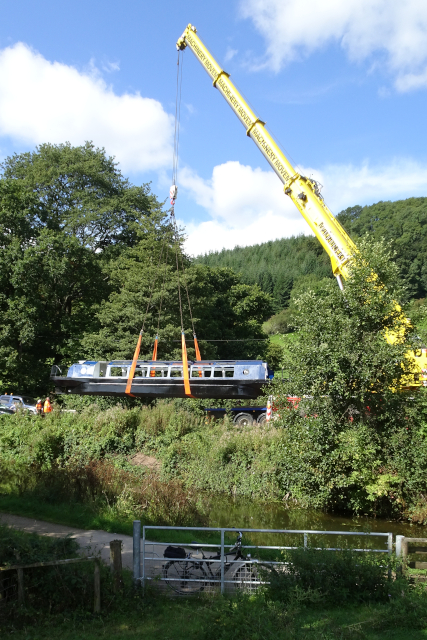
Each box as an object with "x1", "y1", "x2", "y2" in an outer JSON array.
[{"x1": 164, "y1": 545, "x2": 187, "y2": 559}]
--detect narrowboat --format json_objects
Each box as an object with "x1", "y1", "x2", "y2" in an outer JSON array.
[{"x1": 51, "y1": 359, "x2": 273, "y2": 400}]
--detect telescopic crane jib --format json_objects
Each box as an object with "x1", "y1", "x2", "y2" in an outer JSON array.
[
  {"x1": 176, "y1": 23, "x2": 427, "y2": 387},
  {"x1": 177, "y1": 24, "x2": 356, "y2": 291}
]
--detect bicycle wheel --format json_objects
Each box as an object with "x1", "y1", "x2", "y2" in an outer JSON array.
[
  {"x1": 163, "y1": 560, "x2": 208, "y2": 595},
  {"x1": 233, "y1": 564, "x2": 258, "y2": 592}
]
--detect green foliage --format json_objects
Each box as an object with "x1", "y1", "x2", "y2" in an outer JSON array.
[
  {"x1": 265, "y1": 547, "x2": 397, "y2": 606},
  {"x1": 197, "y1": 235, "x2": 333, "y2": 312},
  {"x1": 263, "y1": 238, "x2": 427, "y2": 514},
  {"x1": 278, "y1": 237, "x2": 414, "y2": 402},
  {"x1": 83, "y1": 258, "x2": 273, "y2": 362},
  {"x1": 337, "y1": 197, "x2": 427, "y2": 300},
  {"x1": 0, "y1": 522, "x2": 78, "y2": 566},
  {"x1": 0, "y1": 524, "x2": 102, "y2": 622},
  {"x1": 0, "y1": 142, "x2": 163, "y2": 394},
  {"x1": 0, "y1": 142, "x2": 273, "y2": 395},
  {"x1": 0, "y1": 403, "x2": 208, "y2": 528},
  {"x1": 197, "y1": 197, "x2": 427, "y2": 315},
  {"x1": 3, "y1": 386, "x2": 427, "y2": 519},
  {"x1": 263, "y1": 308, "x2": 293, "y2": 335}
]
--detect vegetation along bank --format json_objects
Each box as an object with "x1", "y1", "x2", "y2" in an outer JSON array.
[{"x1": 3, "y1": 143, "x2": 427, "y2": 527}]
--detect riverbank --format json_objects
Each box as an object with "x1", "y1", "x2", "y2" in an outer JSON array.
[{"x1": 2, "y1": 399, "x2": 427, "y2": 528}]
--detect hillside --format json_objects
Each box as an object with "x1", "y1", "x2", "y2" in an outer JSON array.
[{"x1": 196, "y1": 197, "x2": 427, "y2": 309}]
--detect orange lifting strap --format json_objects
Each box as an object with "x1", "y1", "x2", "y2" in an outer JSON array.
[
  {"x1": 149, "y1": 336, "x2": 158, "y2": 377},
  {"x1": 181, "y1": 332, "x2": 194, "y2": 397},
  {"x1": 125, "y1": 332, "x2": 142, "y2": 397},
  {"x1": 193, "y1": 333, "x2": 202, "y2": 378},
  {"x1": 194, "y1": 334, "x2": 201, "y2": 361},
  {"x1": 152, "y1": 336, "x2": 158, "y2": 361}
]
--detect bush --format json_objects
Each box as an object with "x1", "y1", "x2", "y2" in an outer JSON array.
[
  {"x1": 264, "y1": 546, "x2": 398, "y2": 606},
  {"x1": 263, "y1": 308, "x2": 293, "y2": 335}
]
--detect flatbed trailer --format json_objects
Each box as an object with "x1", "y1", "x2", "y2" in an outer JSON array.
[
  {"x1": 205, "y1": 396, "x2": 302, "y2": 426},
  {"x1": 204, "y1": 406, "x2": 268, "y2": 426}
]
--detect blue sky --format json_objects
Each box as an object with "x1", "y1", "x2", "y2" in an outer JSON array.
[{"x1": 1, "y1": 0, "x2": 427, "y2": 254}]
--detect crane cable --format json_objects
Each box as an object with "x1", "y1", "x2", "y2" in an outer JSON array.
[
  {"x1": 152, "y1": 240, "x2": 170, "y2": 365},
  {"x1": 125, "y1": 234, "x2": 170, "y2": 396},
  {"x1": 170, "y1": 49, "x2": 196, "y2": 396},
  {"x1": 171, "y1": 48, "x2": 200, "y2": 351},
  {"x1": 127, "y1": 50, "x2": 197, "y2": 398}
]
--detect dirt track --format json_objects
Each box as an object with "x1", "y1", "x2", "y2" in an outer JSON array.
[{"x1": 0, "y1": 512, "x2": 150, "y2": 569}]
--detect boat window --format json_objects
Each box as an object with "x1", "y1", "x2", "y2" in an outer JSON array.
[
  {"x1": 213, "y1": 368, "x2": 224, "y2": 378},
  {"x1": 170, "y1": 367, "x2": 183, "y2": 378},
  {"x1": 134, "y1": 368, "x2": 148, "y2": 378},
  {"x1": 191, "y1": 367, "x2": 202, "y2": 378},
  {"x1": 203, "y1": 368, "x2": 212, "y2": 378},
  {"x1": 150, "y1": 367, "x2": 168, "y2": 378},
  {"x1": 110, "y1": 367, "x2": 128, "y2": 377},
  {"x1": 224, "y1": 368, "x2": 234, "y2": 378}
]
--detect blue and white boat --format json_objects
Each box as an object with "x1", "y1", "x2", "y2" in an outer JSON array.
[{"x1": 51, "y1": 359, "x2": 273, "y2": 399}]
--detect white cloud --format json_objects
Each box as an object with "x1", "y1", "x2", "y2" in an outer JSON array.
[
  {"x1": 180, "y1": 160, "x2": 314, "y2": 255},
  {"x1": 179, "y1": 158, "x2": 427, "y2": 255},
  {"x1": 224, "y1": 47, "x2": 238, "y2": 63},
  {"x1": 318, "y1": 159, "x2": 427, "y2": 212},
  {"x1": 0, "y1": 43, "x2": 173, "y2": 172},
  {"x1": 240, "y1": 0, "x2": 427, "y2": 90}
]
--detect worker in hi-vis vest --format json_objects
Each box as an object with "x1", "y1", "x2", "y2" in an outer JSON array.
[
  {"x1": 43, "y1": 397, "x2": 52, "y2": 413},
  {"x1": 36, "y1": 399, "x2": 43, "y2": 415}
]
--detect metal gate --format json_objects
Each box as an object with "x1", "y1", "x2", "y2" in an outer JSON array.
[{"x1": 132, "y1": 523, "x2": 392, "y2": 595}]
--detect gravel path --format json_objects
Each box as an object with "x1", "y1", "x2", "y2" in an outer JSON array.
[{"x1": 0, "y1": 512, "x2": 159, "y2": 570}]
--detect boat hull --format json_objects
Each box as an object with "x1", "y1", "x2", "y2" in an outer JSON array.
[{"x1": 52, "y1": 376, "x2": 267, "y2": 400}]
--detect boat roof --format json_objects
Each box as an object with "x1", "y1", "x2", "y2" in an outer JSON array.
[{"x1": 79, "y1": 359, "x2": 266, "y2": 366}]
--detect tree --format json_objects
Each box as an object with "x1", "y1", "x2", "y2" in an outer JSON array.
[
  {"x1": 0, "y1": 143, "x2": 164, "y2": 394},
  {"x1": 1, "y1": 141, "x2": 161, "y2": 254},
  {"x1": 271, "y1": 238, "x2": 423, "y2": 514},
  {"x1": 82, "y1": 223, "x2": 274, "y2": 363},
  {"x1": 337, "y1": 198, "x2": 427, "y2": 300}
]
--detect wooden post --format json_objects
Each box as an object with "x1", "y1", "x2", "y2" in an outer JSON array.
[
  {"x1": 94, "y1": 560, "x2": 101, "y2": 613},
  {"x1": 110, "y1": 540, "x2": 123, "y2": 593},
  {"x1": 17, "y1": 568, "x2": 24, "y2": 605}
]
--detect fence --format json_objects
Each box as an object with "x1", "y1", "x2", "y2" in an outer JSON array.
[
  {"x1": 396, "y1": 536, "x2": 427, "y2": 575},
  {"x1": 133, "y1": 523, "x2": 393, "y2": 595},
  {"x1": 0, "y1": 557, "x2": 101, "y2": 611}
]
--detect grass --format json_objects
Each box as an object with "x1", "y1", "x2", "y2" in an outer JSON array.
[
  {"x1": 4, "y1": 594, "x2": 427, "y2": 639},
  {"x1": 270, "y1": 332, "x2": 299, "y2": 349},
  {"x1": 2, "y1": 523, "x2": 426, "y2": 639}
]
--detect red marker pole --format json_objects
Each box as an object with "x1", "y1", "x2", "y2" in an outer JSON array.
[{"x1": 266, "y1": 396, "x2": 273, "y2": 423}]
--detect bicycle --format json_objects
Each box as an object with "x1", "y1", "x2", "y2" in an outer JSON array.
[{"x1": 162, "y1": 531, "x2": 258, "y2": 595}]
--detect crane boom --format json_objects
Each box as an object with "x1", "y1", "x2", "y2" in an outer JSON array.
[
  {"x1": 177, "y1": 24, "x2": 356, "y2": 285},
  {"x1": 176, "y1": 23, "x2": 427, "y2": 388}
]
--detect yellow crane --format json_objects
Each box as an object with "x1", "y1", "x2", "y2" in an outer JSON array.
[
  {"x1": 177, "y1": 24, "x2": 356, "y2": 289},
  {"x1": 176, "y1": 23, "x2": 427, "y2": 387}
]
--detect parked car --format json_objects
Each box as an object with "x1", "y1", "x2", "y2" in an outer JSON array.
[
  {"x1": 0, "y1": 395, "x2": 38, "y2": 414},
  {"x1": 0, "y1": 402, "x2": 15, "y2": 415}
]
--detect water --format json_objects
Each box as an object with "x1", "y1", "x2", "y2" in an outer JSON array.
[{"x1": 207, "y1": 496, "x2": 427, "y2": 548}]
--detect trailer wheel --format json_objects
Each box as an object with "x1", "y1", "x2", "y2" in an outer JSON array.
[
  {"x1": 234, "y1": 413, "x2": 254, "y2": 427},
  {"x1": 257, "y1": 413, "x2": 267, "y2": 425}
]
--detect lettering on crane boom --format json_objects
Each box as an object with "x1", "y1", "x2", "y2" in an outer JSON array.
[
  {"x1": 216, "y1": 77, "x2": 252, "y2": 128},
  {"x1": 186, "y1": 33, "x2": 218, "y2": 79},
  {"x1": 186, "y1": 32, "x2": 291, "y2": 184},
  {"x1": 318, "y1": 222, "x2": 346, "y2": 262},
  {"x1": 251, "y1": 127, "x2": 291, "y2": 182}
]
